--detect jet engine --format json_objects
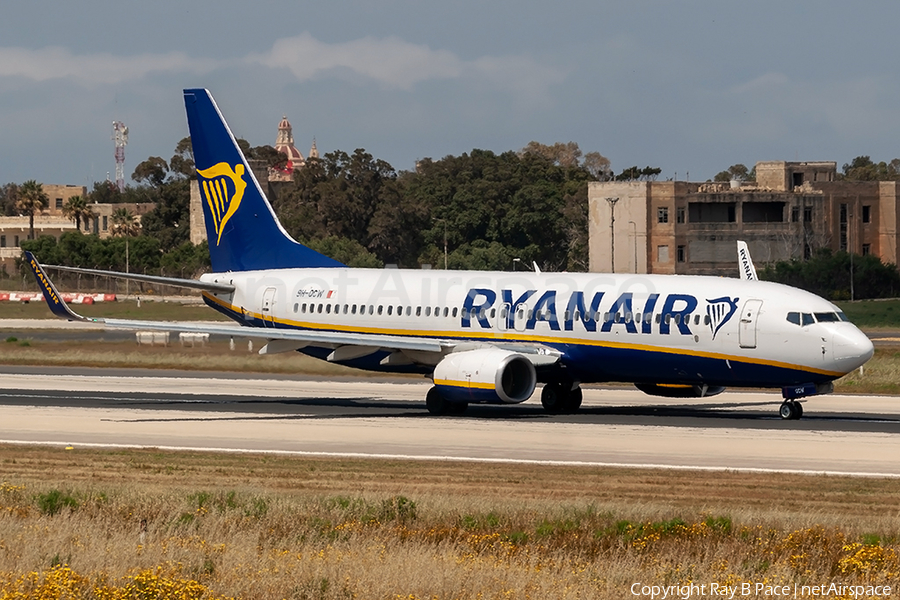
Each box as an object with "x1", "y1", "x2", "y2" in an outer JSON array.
[
  {"x1": 433, "y1": 348, "x2": 536, "y2": 404},
  {"x1": 635, "y1": 383, "x2": 726, "y2": 398}
]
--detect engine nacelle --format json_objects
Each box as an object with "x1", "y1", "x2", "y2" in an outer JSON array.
[
  {"x1": 635, "y1": 383, "x2": 726, "y2": 398},
  {"x1": 433, "y1": 348, "x2": 536, "y2": 404}
]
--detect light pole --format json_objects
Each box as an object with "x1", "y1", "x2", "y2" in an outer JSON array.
[
  {"x1": 849, "y1": 208, "x2": 854, "y2": 301},
  {"x1": 433, "y1": 218, "x2": 448, "y2": 270},
  {"x1": 512, "y1": 258, "x2": 521, "y2": 271},
  {"x1": 606, "y1": 197, "x2": 619, "y2": 273},
  {"x1": 628, "y1": 220, "x2": 637, "y2": 273}
]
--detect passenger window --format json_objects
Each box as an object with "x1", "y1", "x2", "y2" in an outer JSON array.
[
  {"x1": 378, "y1": 306, "x2": 384, "y2": 315},
  {"x1": 387, "y1": 306, "x2": 393, "y2": 316},
  {"x1": 664, "y1": 314, "x2": 671, "y2": 324},
  {"x1": 673, "y1": 314, "x2": 681, "y2": 325},
  {"x1": 301, "y1": 303, "x2": 307, "y2": 313},
  {"x1": 786, "y1": 312, "x2": 800, "y2": 326},
  {"x1": 703, "y1": 315, "x2": 710, "y2": 325},
  {"x1": 425, "y1": 307, "x2": 432, "y2": 317},
  {"x1": 635, "y1": 312, "x2": 642, "y2": 323},
  {"x1": 326, "y1": 304, "x2": 332, "y2": 314},
  {"x1": 293, "y1": 303, "x2": 298, "y2": 313},
  {"x1": 801, "y1": 313, "x2": 814, "y2": 326},
  {"x1": 452, "y1": 307, "x2": 457, "y2": 317},
  {"x1": 489, "y1": 308, "x2": 495, "y2": 318},
  {"x1": 655, "y1": 314, "x2": 662, "y2": 324},
  {"x1": 625, "y1": 312, "x2": 632, "y2": 323},
  {"x1": 368, "y1": 305, "x2": 374, "y2": 315},
  {"x1": 416, "y1": 306, "x2": 422, "y2": 317},
  {"x1": 444, "y1": 307, "x2": 450, "y2": 318},
  {"x1": 351, "y1": 305, "x2": 357, "y2": 315},
  {"x1": 318, "y1": 304, "x2": 323, "y2": 314},
  {"x1": 344, "y1": 305, "x2": 349, "y2": 314}
]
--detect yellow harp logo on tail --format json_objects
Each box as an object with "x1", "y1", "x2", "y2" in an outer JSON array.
[{"x1": 197, "y1": 162, "x2": 248, "y2": 246}]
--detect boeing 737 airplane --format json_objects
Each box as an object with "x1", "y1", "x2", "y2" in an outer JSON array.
[{"x1": 25, "y1": 88, "x2": 874, "y2": 419}]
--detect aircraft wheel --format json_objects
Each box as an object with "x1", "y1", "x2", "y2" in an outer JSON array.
[
  {"x1": 426, "y1": 387, "x2": 450, "y2": 415},
  {"x1": 779, "y1": 401, "x2": 802, "y2": 420},
  {"x1": 541, "y1": 383, "x2": 567, "y2": 414},
  {"x1": 564, "y1": 387, "x2": 583, "y2": 413},
  {"x1": 449, "y1": 401, "x2": 469, "y2": 415}
]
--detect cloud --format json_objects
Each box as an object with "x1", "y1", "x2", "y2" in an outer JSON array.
[
  {"x1": 0, "y1": 33, "x2": 562, "y2": 102},
  {"x1": 250, "y1": 33, "x2": 463, "y2": 90},
  {"x1": 0, "y1": 46, "x2": 215, "y2": 84},
  {"x1": 248, "y1": 32, "x2": 563, "y2": 98}
]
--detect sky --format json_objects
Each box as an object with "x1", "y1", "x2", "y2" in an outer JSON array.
[{"x1": 1, "y1": 1, "x2": 899, "y2": 188}]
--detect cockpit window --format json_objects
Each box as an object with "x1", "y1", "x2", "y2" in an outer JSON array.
[
  {"x1": 786, "y1": 312, "x2": 800, "y2": 325},
  {"x1": 814, "y1": 312, "x2": 840, "y2": 323},
  {"x1": 837, "y1": 312, "x2": 850, "y2": 322},
  {"x1": 801, "y1": 313, "x2": 814, "y2": 326}
]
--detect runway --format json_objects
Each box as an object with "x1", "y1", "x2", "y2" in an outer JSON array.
[{"x1": 1, "y1": 366, "x2": 899, "y2": 476}]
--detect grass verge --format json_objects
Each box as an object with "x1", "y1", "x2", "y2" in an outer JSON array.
[{"x1": 0, "y1": 445, "x2": 899, "y2": 599}]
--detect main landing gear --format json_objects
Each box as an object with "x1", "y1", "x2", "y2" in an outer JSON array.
[
  {"x1": 779, "y1": 401, "x2": 803, "y2": 420},
  {"x1": 540, "y1": 382, "x2": 583, "y2": 414},
  {"x1": 425, "y1": 387, "x2": 468, "y2": 416}
]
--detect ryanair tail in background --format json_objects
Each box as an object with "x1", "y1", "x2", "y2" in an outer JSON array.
[{"x1": 183, "y1": 88, "x2": 344, "y2": 272}]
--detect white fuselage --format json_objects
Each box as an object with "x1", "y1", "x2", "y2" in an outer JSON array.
[{"x1": 199, "y1": 267, "x2": 873, "y2": 389}]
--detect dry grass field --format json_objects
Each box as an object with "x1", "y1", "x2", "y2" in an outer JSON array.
[{"x1": 0, "y1": 446, "x2": 898, "y2": 599}]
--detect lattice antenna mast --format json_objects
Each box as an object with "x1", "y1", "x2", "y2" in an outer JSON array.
[{"x1": 112, "y1": 121, "x2": 128, "y2": 193}]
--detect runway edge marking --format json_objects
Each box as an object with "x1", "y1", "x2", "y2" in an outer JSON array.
[{"x1": 1, "y1": 439, "x2": 898, "y2": 479}]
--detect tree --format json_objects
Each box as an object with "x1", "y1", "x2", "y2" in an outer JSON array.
[
  {"x1": 61, "y1": 195, "x2": 92, "y2": 231},
  {"x1": 16, "y1": 180, "x2": 48, "y2": 240},
  {"x1": 131, "y1": 157, "x2": 169, "y2": 187},
  {"x1": 760, "y1": 248, "x2": 900, "y2": 300},
  {"x1": 87, "y1": 180, "x2": 121, "y2": 204},
  {"x1": 582, "y1": 152, "x2": 612, "y2": 180},
  {"x1": 841, "y1": 156, "x2": 900, "y2": 181},
  {"x1": 0, "y1": 183, "x2": 18, "y2": 216},
  {"x1": 169, "y1": 137, "x2": 195, "y2": 179},
  {"x1": 139, "y1": 177, "x2": 190, "y2": 252},
  {"x1": 109, "y1": 208, "x2": 141, "y2": 237},
  {"x1": 714, "y1": 164, "x2": 752, "y2": 182},
  {"x1": 615, "y1": 166, "x2": 661, "y2": 181},
  {"x1": 521, "y1": 141, "x2": 583, "y2": 168}
]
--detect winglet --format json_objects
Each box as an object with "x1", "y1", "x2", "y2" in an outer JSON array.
[
  {"x1": 737, "y1": 240, "x2": 758, "y2": 281},
  {"x1": 24, "y1": 251, "x2": 93, "y2": 322}
]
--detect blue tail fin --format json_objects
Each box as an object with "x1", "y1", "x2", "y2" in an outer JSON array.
[{"x1": 183, "y1": 88, "x2": 344, "y2": 272}]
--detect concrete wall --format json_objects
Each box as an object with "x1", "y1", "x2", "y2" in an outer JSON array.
[{"x1": 588, "y1": 181, "x2": 649, "y2": 273}]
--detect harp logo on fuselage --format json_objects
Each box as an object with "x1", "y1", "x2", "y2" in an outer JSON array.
[{"x1": 197, "y1": 162, "x2": 247, "y2": 246}]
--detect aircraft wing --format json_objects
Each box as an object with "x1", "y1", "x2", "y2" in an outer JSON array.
[{"x1": 24, "y1": 252, "x2": 560, "y2": 364}]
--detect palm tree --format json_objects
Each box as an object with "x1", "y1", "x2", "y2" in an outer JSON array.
[
  {"x1": 109, "y1": 208, "x2": 141, "y2": 237},
  {"x1": 16, "y1": 180, "x2": 48, "y2": 240},
  {"x1": 110, "y1": 207, "x2": 142, "y2": 296},
  {"x1": 62, "y1": 195, "x2": 93, "y2": 231}
]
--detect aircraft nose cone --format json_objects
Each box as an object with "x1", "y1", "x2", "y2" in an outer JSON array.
[{"x1": 833, "y1": 326, "x2": 874, "y2": 369}]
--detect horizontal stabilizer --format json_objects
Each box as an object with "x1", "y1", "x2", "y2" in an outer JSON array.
[{"x1": 42, "y1": 264, "x2": 234, "y2": 294}]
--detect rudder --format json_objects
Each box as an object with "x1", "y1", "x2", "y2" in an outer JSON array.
[{"x1": 183, "y1": 88, "x2": 344, "y2": 272}]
